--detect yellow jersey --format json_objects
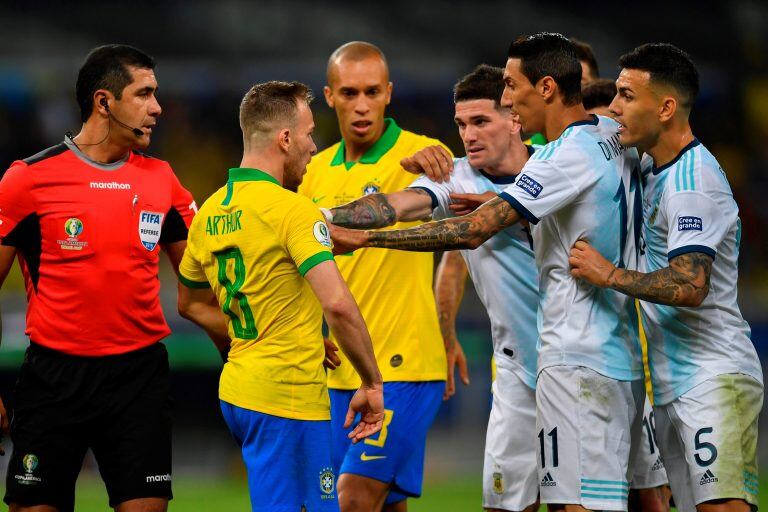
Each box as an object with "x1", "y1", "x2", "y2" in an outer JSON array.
[
  {"x1": 180, "y1": 167, "x2": 335, "y2": 420},
  {"x1": 299, "y1": 118, "x2": 448, "y2": 389}
]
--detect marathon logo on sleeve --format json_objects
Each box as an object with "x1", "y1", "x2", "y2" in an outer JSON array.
[
  {"x1": 516, "y1": 174, "x2": 543, "y2": 198},
  {"x1": 139, "y1": 211, "x2": 164, "y2": 251},
  {"x1": 678, "y1": 216, "x2": 702, "y2": 231}
]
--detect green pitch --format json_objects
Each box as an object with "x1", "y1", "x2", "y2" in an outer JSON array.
[{"x1": 69, "y1": 473, "x2": 765, "y2": 511}]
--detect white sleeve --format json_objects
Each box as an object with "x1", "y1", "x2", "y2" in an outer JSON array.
[
  {"x1": 664, "y1": 190, "x2": 725, "y2": 260},
  {"x1": 408, "y1": 174, "x2": 456, "y2": 221},
  {"x1": 498, "y1": 154, "x2": 585, "y2": 224}
]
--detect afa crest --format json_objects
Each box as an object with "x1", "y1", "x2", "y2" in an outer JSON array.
[
  {"x1": 319, "y1": 467, "x2": 335, "y2": 496},
  {"x1": 492, "y1": 472, "x2": 504, "y2": 494},
  {"x1": 362, "y1": 183, "x2": 380, "y2": 195}
]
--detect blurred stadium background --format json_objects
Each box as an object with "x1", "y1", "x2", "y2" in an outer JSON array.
[{"x1": 0, "y1": 1, "x2": 767, "y2": 509}]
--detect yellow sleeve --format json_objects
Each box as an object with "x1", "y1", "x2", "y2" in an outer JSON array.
[
  {"x1": 281, "y1": 196, "x2": 334, "y2": 276},
  {"x1": 178, "y1": 216, "x2": 210, "y2": 288}
]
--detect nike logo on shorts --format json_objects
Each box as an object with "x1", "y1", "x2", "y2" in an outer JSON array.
[{"x1": 360, "y1": 452, "x2": 386, "y2": 461}]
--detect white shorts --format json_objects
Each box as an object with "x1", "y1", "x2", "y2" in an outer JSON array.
[
  {"x1": 483, "y1": 366, "x2": 538, "y2": 511},
  {"x1": 536, "y1": 366, "x2": 644, "y2": 512},
  {"x1": 630, "y1": 394, "x2": 668, "y2": 489},
  {"x1": 655, "y1": 373, "x2": 762, "y2": 512}
]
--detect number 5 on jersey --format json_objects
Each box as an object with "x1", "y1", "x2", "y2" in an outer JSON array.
[{"x1": 214, "y1": 247, "x2": 258, "y2": 339}]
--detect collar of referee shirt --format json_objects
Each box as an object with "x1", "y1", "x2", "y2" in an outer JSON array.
[
  {"x1": 331, "y1": 117, "x2": 402, "y2": 170},
  {"x1": 227, "y1": 167, "x2": 281, "y2": 185}
]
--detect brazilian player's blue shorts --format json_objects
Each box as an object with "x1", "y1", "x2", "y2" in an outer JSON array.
[
  {"x1": 220, "y1": 401, "x2": 339, "y2": 512},
  {"x1": 329, "y1": 381, "x2": 443, "y2": 504}
]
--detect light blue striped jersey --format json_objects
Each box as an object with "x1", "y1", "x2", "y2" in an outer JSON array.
[
  {"x1": 410, "y1": 153, "x2": 539, "y2": 389},
  {"x1": 499, "y1": 115, "x2": 643, "y2": 382},
  {"x1": 639, "y1": 139, "x2": 762, "y2": 405}
]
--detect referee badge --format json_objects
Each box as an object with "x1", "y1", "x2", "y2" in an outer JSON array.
[
  {"x1": 319, "y1": 467, "x2": 335, "y2": 497},
  {"x1": 138, "y1": 211, "x2": 165, "y2": 251}
]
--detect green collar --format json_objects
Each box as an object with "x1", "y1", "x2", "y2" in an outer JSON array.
[
  {"x1": 330, "y1": 118, "x2": 402, "y2": 170},
  {"x1": 228, "y1": 167, "x2": 281, "y2": 186}
]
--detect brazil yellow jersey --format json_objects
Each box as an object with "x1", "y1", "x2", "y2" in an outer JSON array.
[
  {"x1": 299, "y1": 118, "x2": 448, "y2": 389},
  {"x1": 180, "y1": 167, "x2": 335, "y2": 420}
]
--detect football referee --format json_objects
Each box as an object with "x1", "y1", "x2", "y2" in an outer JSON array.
[{"x1": 0, "y1": 45, "x2": 198, "y2": 512}]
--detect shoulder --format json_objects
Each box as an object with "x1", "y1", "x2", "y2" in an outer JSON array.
[
  {"x1": 665, "y1": 142, "x2": 728, "y2": 196},
  {"x1": 398, "y1": 129, "x2": 450, "y2": 154},
  {"x1": 131, "y1": 151, "x2": 174, "y2": 174},
  {"x1": 22, "y1": 143, "x2": 69, "y2": 166}
]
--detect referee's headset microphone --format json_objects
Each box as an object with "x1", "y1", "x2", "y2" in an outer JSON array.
[{"x1": 101, "y1": 97, "x2": 144, "y2": 138}]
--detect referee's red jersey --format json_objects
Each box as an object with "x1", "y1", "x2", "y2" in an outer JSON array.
[{"x1": 0, "y1": 141, "x2": 196, "y2": 356}]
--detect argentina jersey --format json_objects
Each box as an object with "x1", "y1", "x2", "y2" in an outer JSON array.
[
  {"x1": 499, "y1": 115, "x2": 643, "y2": 381},
  {"x1": 409, "y1": 155, "x2": 539, "y2": 388},
  {"x1": 638, "y1": 139, "x2": 762, "y2": 405}
]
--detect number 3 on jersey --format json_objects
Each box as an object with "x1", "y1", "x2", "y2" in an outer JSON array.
[{"x1": 214, "y1": 247, "x2": 258, "y2": 339}]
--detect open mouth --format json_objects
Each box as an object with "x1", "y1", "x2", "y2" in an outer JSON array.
[{"x1": 351, "y1": 120, "x2": 373, "y2": 135}]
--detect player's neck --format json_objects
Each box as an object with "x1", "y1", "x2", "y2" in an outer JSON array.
[
  {"x1": 543, "y1": 103, "x2": 591, "y2": 142},
  {"x1": 646, "y1": 122, "x2": 695, "y2": 169},
  {"x1": 239, "y1": 152, "x2": 285, "y2": 186},
  {"x1": 72, "y1": 122, "x2": 131, "y2": 164},
  {"x1": 485, "y1": 137, "x2": 530, "y2": 176}
]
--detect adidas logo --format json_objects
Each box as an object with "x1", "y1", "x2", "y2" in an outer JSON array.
[
  {"x1": 700, "y1": 470, "x2": 718, "y2": 485},
  {"x1": 541, "y1": 472, "x2": 557, "y2": 487},
  {"x1": 651, "y1": 457, "x2": 664, "y2": 471}
]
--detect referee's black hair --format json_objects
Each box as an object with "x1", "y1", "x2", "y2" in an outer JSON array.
[
  {"x1": 619, "y1": 43, "x2": 699, "y2": 110},
  {"x1": 507, "y1": 32, "x2": 582, "y2": 106},
  {"x1": 453, "y1": 64, "x2": 505, "y2": 107},
  {"x1": 76, "y1": 44, "x2": 156, "y2": 122}
]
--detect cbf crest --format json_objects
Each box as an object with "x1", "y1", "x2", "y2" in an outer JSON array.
[
  {"x1": 362, "y1": 182, "x2": 380, "y2": 195},
  {"x1": 139, "y1": 211, "x2": 164, "y2": 251},
  {"x1": 319, "y1": 467, "x2": 335, "y2": 499}
]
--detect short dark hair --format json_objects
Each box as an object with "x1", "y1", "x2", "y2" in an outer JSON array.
[
  {"x1": 571, "y1": 38, "x2": 600, "y2": 80},
  {"x1": 619, "y1": 43, "x2": 699, "y2": 110},
  {"x1": 453, "y1": 64, "x2": 504, "y2": 106},
  {"x1": 582, "y1": 78, "x2": 617, "y2": 110},
  {"x1": 507, "y1": 32, "x2": 582, "y2": 106},
  {"x1": 76, "y1": 44, "x2": 155, "y2": 122},
  {"x1": 239, "y1": 81, "x2": 314, "y2": 143}
]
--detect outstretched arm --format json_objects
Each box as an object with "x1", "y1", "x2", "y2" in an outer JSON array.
[
  {"x1": 331, "y1": 196, "x2": 521, "y2": 253},
  {"x1": 569, "y1": 240, "x2": 712, "y2": 307},
  {"x1": 327, "y1": 188, "x2": 435, "y2": 229}
]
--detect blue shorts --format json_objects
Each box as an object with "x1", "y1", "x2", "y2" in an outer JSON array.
[
  {"x1": 329, "y1": 381, "x2": 443, "y2": 504},
  {"x1": 220, "y1": 401, "x2": 338, "y2": 512}
]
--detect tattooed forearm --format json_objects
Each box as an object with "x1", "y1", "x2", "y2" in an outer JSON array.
[
  {"x1": 609, "y1": 252, "x2": 713, "y2": 307},
  {"x1": 331, "y1": 193, "x2": 397, "y2": 229},
  {"x1": 366, "y1": 197, "x2": 520, "y2": 252}
]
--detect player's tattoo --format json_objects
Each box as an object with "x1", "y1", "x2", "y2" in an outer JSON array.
[
  {"x1": 367, "y1": 196, "x2": 518, "y2": 251},
  {"x1": 330, "y1": 189, "x2": 431, "y2": 229},
  {"x1": 609, "y1": 252, "x2": 713, "y2": 306}
]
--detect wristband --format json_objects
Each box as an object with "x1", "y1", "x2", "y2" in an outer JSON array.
[{"x1": 320, "y1": 208, "x2": 334, "y2": 222}]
